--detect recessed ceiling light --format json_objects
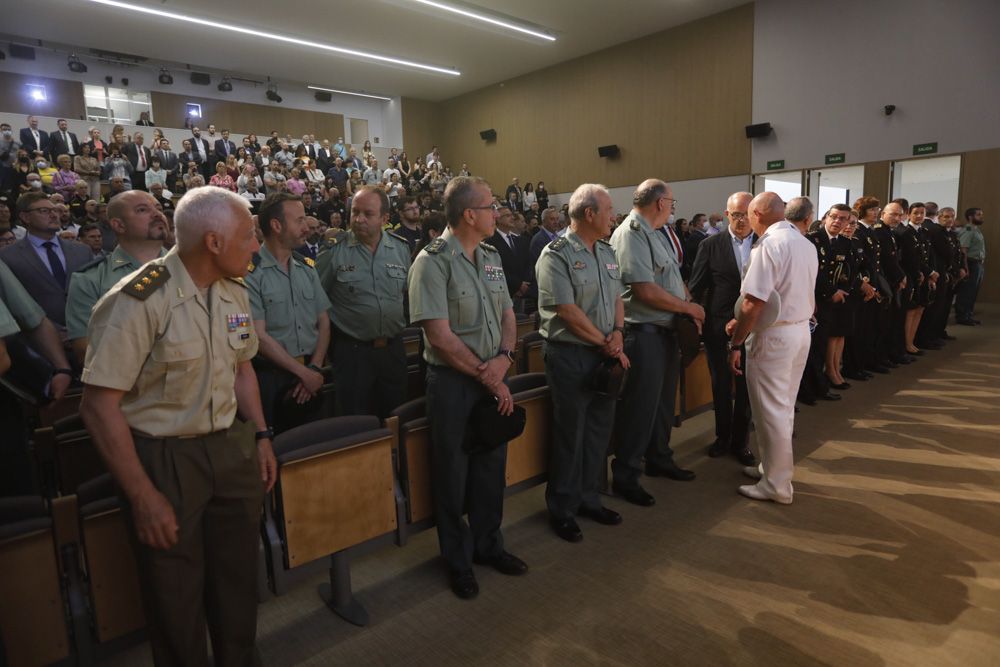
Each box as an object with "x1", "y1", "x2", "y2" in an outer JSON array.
[
  {"x1": 408, "y1": 0, "x2": 555, "y2": 42},
  {"x1": 307, "y1": 86, "x2": 393, "y2": 102},
  {"x1": 81, "y1": 0, "x2": 461, "y2": 76}
]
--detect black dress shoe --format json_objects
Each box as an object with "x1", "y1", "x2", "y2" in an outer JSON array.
[
  {"x1": 473, "y1": 551, "x2": 528, "y2": 576},
  {"x1": 578, "y1": 505, "x2": 623, "y2": 526},
  {"x1": 733, "y1": 447, "x2": 757, "y2": 467},
  {"x1": 819, "y1": 391, "x2": 842, "y2": 401},
  {"x1": 645, "y1": 461, "x2": 696, "y2": 481},
  {"x1": 843, "y1": 372, "x2": 869, "y2": 381},
  {"x1": 550, "y1": 517, "x2": 583, "y2": 542},
  {"x1": 941, "y1": 333, "x2": 957, "y2": 341},
  {"x1": 798, "y1": 395, "x2": 817, "y2": 406},
  {"x1": 707, "y1": 439, "x2": 728, "y2": 458},
  {"x1": 450, "y1": 569, "x2": 479, "y2": 599},
  {"x1": 612, "y1": 483, "x2": 656, "y2": 506},
  {"x1": 828, "y1": 381, "x2": 851, "y2": 390},
  {"x1": 871, "y1": 365, "x2": 890, "y2": 374},
  {"x1": 956, "y1": 319, "x2": 976, "y2": 326}
]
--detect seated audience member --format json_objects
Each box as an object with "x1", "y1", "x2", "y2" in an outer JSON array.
[
  {"x1": 210, "y1": 162, "x2": 237, "y2": 191},
  {"x1": 148, "y1": 182, "x2": 175, "y2": 213},
  {"x1": 144, "y1": 156, "x2": 169, "y2": 192},
  {"x1": 68, "y1": 180, "x2": 90, "y2": 220},
  {"x1": 51, "y1": 154, "x2": 80, "y2": 200},
  {"x1": 103, "y1": 176, "x2": 129, "y2": 203},
  {"x1": 77, "y1": 222, "x2": 105, "y2": 258},
  {"x1": 102, "y1": 144, "x2": 133, "y2": 188},
  {"x1": 0, "y1": 227, "x2": 15, "y2": 248}
]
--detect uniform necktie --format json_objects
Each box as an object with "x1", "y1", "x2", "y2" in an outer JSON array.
[{"x1": 43, "y1": 241, "x2": 66, "y2": 287}]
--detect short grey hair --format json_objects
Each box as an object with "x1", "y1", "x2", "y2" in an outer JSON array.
[
  {"x1": 633, "y1": 179, "x2": 668, "y2": 207},
  {"x1": 444, "y1": 176, "x2": 491, "y2": 228},
  {"x1": 784, "y1": 196, "x2": 814, "y2": 223},
  {"x1": 568, "y1": 184, "x2": 609, "y2": 221},
  {"x1": 541, "y1": 207, "x2": 559, "y2": 222},
  {"x1": 174, "y1": 187, "x2": 250, "y2": 251}
]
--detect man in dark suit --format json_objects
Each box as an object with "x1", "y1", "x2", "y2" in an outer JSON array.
[
  {"x1": 682, "y1": 213, "x2": 708, "y2": 281},
  {"x1": 316, "y1": 140, "x2": 336, "y2": 173},
  {"x1": 156, "y1": 139, "x2": 180, "y2": 191},
  {"x1": 298, "y1": 135, "x2": 317, "y2": 162},
  {"x1": 916, "y1": 201, "x2": 950, "y2": 349},
  {"x1": 47, "y1": 119, "x2": 80, "y2": 162},
  {"x1": 529, "y1": 207, "x2": 562, "y2": 271},
  {"x1": 19, "y1": 116, "x2": 49, "y2": 159},
  {"x1": 124, "y1": 132, "x2": 152, "y2": 191},
  {"x1": 214, "y1": 129, "x2": 237, "y2": 165},
  {"x1": 489, "y1": 207, "x2": 531, "y2": 312},
  {"x1": 689, "y1": 192, "x2": 757, "y2": 466},
  {"x1": 0, "y1": 192, "x2": 92, "y2": 329},
  {"x1": 188, "y1": 127, "x2": 213, "y2": 180}
]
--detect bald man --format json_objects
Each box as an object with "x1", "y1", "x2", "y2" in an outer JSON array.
[{"x1": 726, "y1": 192, "x2": 817, "y2": 504}]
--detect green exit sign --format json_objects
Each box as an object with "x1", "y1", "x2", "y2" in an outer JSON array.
[
  {"x1": 766, "y1": 159, "x2": 785, "y2": 171},
  {"x1": 913, "y1": 142, "x2": 938, "y2": 156},
  {"x1": 825, "y1": 153, "x2": 846, "y2": 165}
]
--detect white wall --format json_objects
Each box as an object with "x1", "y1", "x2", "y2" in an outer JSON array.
[
  {"x1": 0, "y1": 48, "x2": 404, "y2": 149},
  {"x1": 550, "y1": 175, "x2": 751, "y2": 221},
  {"x1": 751, "y1": 0, "x2": 1000, "y2": 173}
]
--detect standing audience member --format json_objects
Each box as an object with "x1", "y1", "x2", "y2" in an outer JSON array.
[
  {"x1": 727, "y1": 192, "x2": 817, "y2": 504},
  {"x1": 955, "y1": 207, "x2": 985, "y2": 325}
]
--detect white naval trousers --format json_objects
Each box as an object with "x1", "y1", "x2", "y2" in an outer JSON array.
[{"x1": 745, "y1": 321, "x2": 811, "y2": 502}]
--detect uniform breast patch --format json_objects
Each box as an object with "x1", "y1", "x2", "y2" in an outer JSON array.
[
  {"x1": 573, "y1": 260, "x2": 586, "y2": 270},
  {"x1": 484, "y1": 264, "x2": 505, "y2": 282},
  {"x1": 227, "y1": 313, "x2": 252, "y2": 336},
  {"x1": 605, "y1": 262, "x2": 619, "y2": 272}
]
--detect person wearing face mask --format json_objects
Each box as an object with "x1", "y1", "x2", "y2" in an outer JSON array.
[
  {"x1": 35, "y1": 156, "x2": 58, "y2": 187},
  {"x1": 0, "y1": 123, "x2": 20, "y2": 167}
]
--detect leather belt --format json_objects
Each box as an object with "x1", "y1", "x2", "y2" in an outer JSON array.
[
  {"x1": 626, "y1": 323, "x2": 671, "y2": 334},
  {"x1": 336, "y1": 332, "x2": 397, "y2": 349}
]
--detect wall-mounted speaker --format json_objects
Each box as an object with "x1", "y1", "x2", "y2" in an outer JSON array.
[
  {"x1": 314, "y1": 90, "x2": 332, "y2": 102},
  {"x1": 9, "y1": 44, "x2": 36, "y2": 60},
  {"x1": 745, "y1": 122, "x2": 773, "y2": 138},
  {"x1": 190, "y1": 72, "x2": 211, "y2": 85},
  {"x1": 598, "y1": 144, "x2": 620, "y2": 158},
  {"x1": 480, "y1": 128, "x2": 497, "y2": 141}
]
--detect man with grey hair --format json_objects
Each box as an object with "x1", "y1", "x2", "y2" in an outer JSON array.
[
  {"x1": 727, "y1": 192, "x2": 817, "y2": 504},
  {"x1": 609, "y1": 179, "x2": 705, "y2": 506},
  {"x1": 536, "y1": 184, "x2": 629, "y2": 542},
  {"x1": 529, "y1": 207, "x2": 562, "y2": 269},
  {"x1": 784, "y1": 197, "x2": 814, "y2": 235},
  {"x1": 80, "y1": 187, "x2": 276, "y2": 664}
]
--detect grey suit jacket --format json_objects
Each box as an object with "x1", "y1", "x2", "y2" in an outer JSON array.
[{"x1": 0, "y1": 237, "x2": 93, "y2": 326}]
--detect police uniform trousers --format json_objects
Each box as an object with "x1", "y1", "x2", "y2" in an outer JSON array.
[
  {"x1": 745, "y1": 322, "x2": 810, "y2": 502},
  {"x1": 425, "y1": 365, "x2": 507, "y2": 573},
  {"x1": 543, "y1": 341, "x2": 617, "y2": 520},
  {"x1": 955, "y1": 259, "x2": 983, "y2": 321},
  {"x1": 798, "y1": 318, "x2": 829, "y2": 402},
  {"x1": 331, "y1": 333, "x2": 406, "y2": 420},
  {"x1": 703, "y1": 323, "x2": 752, "y2": 451},
  {"x1": 918, "y1": 278, "x2": 952, "y2": 343},
  {"x1": 125, "y1": 420, "x2": 264, "y2": 667},
  {"x1": 612, "y1": 326, "x2": 680, "y2": 489},
  {"x1": 252, "y1": 358, "x2": 321, "y2": 434}
]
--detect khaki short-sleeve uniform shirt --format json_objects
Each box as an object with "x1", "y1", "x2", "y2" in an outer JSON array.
[
  {"x1": 609, "y1": 211, "x2": 685, "y2": 327},
  {"x1": 316, "y1": 230, "x2": 410, "y2": 340},
  {"x1": 82, "y1": 248, "x2": 259, "y2": 437},
  {"x1": 245, "y1": 245, "x2": 331, "y2": 358},
  {"x1": 408, "y1": 229, "x2": 512, "y2": 365},
  {"x1": 536, "y1": 232, "x2": 622, "y2": 344}
]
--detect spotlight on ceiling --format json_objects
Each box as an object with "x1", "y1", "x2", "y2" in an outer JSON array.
[
  {"x1": 265, "y1": 84, "x2": 282, "y2": 104},
  {"x1": 67, "y1": 54, "x2": 87, "y2": 73},
  {"x1": 217, "y1": 77, "x2": 233, "y2": 92},
  {"x1": 158, "y1": 68, "x2": 173, "y2": 85}
]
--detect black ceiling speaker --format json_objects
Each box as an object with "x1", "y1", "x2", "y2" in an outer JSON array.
[
  {"x1": 217, "y1": 77, "x2": 232, "y2": 92},
  {"x1": 158, "y1": 69, "x2": 173, "y2": 85},
  {"x1": 598, "y1": 144, "x2": 620, "y2": 158},
  {"x1": 67, "y1": 55, "x2": 87, "y2": 73},
  {"x1": 190, "y1": 72, "x2": 211, "y2": 85},
  {"x1": 9, "y1": 44, "x2": 35, "y2": 60},
  {"x1": 314, "y1": 90, "x2": 332, "y2": 102},
  {"x1": 745, "y1": 122, "x2": 773, "y2": 138},
  {"x1": 480, "y1": 128, "x2": 497, "y2": 141}
]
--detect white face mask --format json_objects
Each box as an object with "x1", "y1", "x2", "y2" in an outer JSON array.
[
  {"x1": 667, "y1": 214, "x2": 676, "y2": 226},
  {"x1": 36, "y1": 161, "x2": 48, "y2": 169},
  {"x1": 30, "y1": 180, "x2": 42, "y2": 188}
]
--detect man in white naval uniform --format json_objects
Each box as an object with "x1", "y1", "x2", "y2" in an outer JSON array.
[{"x1": 726, "y1": 192, "x2": 818, "y2": 504}]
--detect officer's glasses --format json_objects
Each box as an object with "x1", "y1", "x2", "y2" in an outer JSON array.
[{"x1": 469, "y1": 203, "x2": 501, "y2": 213}]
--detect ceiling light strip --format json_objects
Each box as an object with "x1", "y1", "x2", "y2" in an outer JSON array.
[
  {"x1": 307, "y1": 86, "x2": 392, "y2": 101},
  {"x1": 408, "y1": 0, "x2": 555, "y2": 41},
  {"x1": 80, "y1": 0, "x2": 461, "y2": 76}
]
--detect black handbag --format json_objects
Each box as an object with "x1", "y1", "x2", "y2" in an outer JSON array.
[{"x1": 464, "y1": 395, "x2": 526, "y2": 454}]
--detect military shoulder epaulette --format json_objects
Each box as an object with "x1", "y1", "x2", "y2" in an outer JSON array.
[
  {"x1": 246, "y1": 252, "x2": 261, "y2": 274},
  {"x1": 327, "y1": 230, "x2": 347, "y2": 246},
  {"x1": 597, "y1": 238, "x2": 612, "y2": 246},
  {"x1": 122, "y1": 264, "x2": 170, "y2": 300},
  {"x1": 479, "y1": 241, "x2": 498, "y2": 253},
  {"x1": 424, "y1": 237, "x2": 447, "y2": 254},
  {"x1": 75, "y1": 255, "x2": 107, "y2": 273},
  {"x1": 549, "y1": 237, "x2": 568, "y2": 251},
  {"x1": 387, "y1": 230, "x2": 408, "y2": 244},
  {"x1": 291, "y1": 251, "x2": 316, "y2": 268},
  {"x1": 227, "y1": 276, "x2": 247, "y2": 288}
]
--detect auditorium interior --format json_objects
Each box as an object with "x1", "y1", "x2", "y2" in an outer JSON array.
[{"x1": 0, "y1": 0, "x2": 998, "y2": 665}]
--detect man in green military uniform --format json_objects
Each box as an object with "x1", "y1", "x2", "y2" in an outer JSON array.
[
  {"x1": 955, "y1": 207, "x2": 985, "y2": 325},
  {"x1": 80, "y1": 187, "x2": 277, "y2": 667},
  {"x1": 536, "y1": 183, "x2": 629, "y2": 543},
  {"x1": 408, "y1": 176, "x2": 528, "y2": 600},
  {"x1": 66, "y1": 190, "x2": 168, "y2": 363},
  {"x1": 317, "y1": 185, "x2": 410, "y2": 419},
  {"x1": 609, "y1": 179, "x2": 705, "y2": 507},
  {"x1": 246, "y1": 193, "x2": 331, "y2": 431}
]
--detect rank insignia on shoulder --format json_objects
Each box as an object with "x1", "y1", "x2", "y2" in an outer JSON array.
[
  {"x1": 479, "y1": 241, "x2": 498, "y2": 253},
  {"x1": 550, "y1": 237, "x2": 567, "y2": 250},
  {"x1": 387, "y1": 231, "x2": 408, "y2": 243},
  {"x1": 425, "y1": 238, "x2": 447, "y2": 254},
  {"x1": 123, "y1": 265, "x2": 170, "y2": 300},
  {"x1": 228, "y1": 276, "x2": 247, "y2": 287},
  {"x1": 304, "y1": 257, "x2": 315, "y2": 268},
  {"x1": 247, "y1": 252, "x2": 260, "y2": 274}
]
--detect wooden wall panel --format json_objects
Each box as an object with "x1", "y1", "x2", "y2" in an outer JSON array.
[
  {"x1": 958, "y1": 147, "x2": 1000, "y2": 303},
  {"x1": 0, "y1": 72, "x2": 85, "y2": 120},
  {"x1": 150, "y1": 91, "x2": 343, "y2": 141},
  {"x1": 401, "y1": 97, "x2": 440, "y2": 160},
  {"x1": 863, "y1": 160, "x2": 891, "y2": 204},
  {"x1": 418, "y1": 4, "x2": 753, "y2": 194}
]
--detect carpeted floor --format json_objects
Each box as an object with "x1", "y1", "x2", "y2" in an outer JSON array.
[{"x1": 106, "y1": 309, "x2": 1000, "y2": 666}]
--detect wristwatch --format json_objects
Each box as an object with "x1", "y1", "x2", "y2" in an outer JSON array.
[
  {"x1": 726, "y1": 340, "x2": 743, "y2": 352},
  {"x1": 497, "y1": 348, "x2": 515, "y2": 364},
  {"x1": 255, "y1": 428, "x2": 274, "y2": 441}
]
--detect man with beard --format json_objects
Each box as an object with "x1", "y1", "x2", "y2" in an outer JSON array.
[
  {"x1": 955, "y1": 207, "x2": 985, "y2": 325},
  {"x1": 66, "y1": 191, "x2": 168, "y2": 363}
]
